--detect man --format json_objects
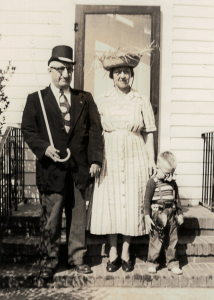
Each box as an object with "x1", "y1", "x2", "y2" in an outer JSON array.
[{"x1": 21, "y1": 45, "x2": 103, "y2": 279}]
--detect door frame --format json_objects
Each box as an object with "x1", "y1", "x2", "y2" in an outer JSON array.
[{"x1": 75, "y1": 5, "x2": 160, "y2": 155}]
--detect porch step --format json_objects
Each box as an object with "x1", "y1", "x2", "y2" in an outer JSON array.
[
  {"x1": 2, "y1": 234, "x2": 214, "y2": 264},
  {"x1": 4, "y1": 204, "x2": 214, "y2": 237},
  {"x1": 1, "y1": 262, "x2": 214, "y2": 288}
]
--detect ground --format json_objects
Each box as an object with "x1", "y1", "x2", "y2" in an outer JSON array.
[{"x1": 0, "y1": 288, "x2": 214, "y2": 300}]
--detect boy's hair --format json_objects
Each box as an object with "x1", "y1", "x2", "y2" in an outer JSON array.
[{"x1": 157, "y1": 151, "x2": 177, "y2": 172}]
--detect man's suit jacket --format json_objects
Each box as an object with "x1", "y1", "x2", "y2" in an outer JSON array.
[{"x1": 21, "y1": 86, "x2": 103, "y2": 193}]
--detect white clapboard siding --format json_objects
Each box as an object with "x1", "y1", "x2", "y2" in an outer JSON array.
[
  {"x1": 172, "y1": 65, "x2": 214, "y2": 77},
  {"x1": 171, "y1": 114, "x2": 214, "y2": 127},
  {"x1": 7, "y1": 99, "x2": 27, "y2": 112},
  {"x1": 174, "y1": 5, "x2": 214, "y2": 18},
  {"x1": 1, "y1": 36, "x2": 60, "y2": 49},
  {"x1": 174, "y1": 0, "x2": 214, "y2": 5},
  {"x1": 3, "y1": 61, "x2": 50, "y2": 74},
  {"x1": 173, "y1": 53, "x2": 214, "y2": 65},
  {"x1": 173, "y1": 29, "x2": 214, "y2": 42},
  {"x1": 176, "y1": 175, "x2": 202, "y2": 187},
  {"x1": 1, "y1": 0, "x2": 66, "y2": 200},
  {"x1": 172, "y1": 77, "x2": 214, "y2": 89},
  {"x1": 173, "y1": 41, "x2": 214, "y2": 54},
  {"x1": 0, "y1": 11, "x2": 60, "y2": 24},
  {"x1": 2, "y1": 0, "x2": 61, "y2": 12},
  {"x1": 171, "y1": 1, "x2": 214, "y2": 204},
  {"x1": 179, "y1": 187, "x2": 202, "y2": 200},
  {"x1": 171, "y1": 138, "x2": 203, "y2": 150},
  {"x1": 172, "y1": 150, "x2": 203, "y2": 163},
  {"x1": 5, "y1": 74, "x2": 50, "y2": 87},
  {"x1": 1, "y1": 24, "x2": 61, "y2": 37},
  {"x1": 171, "y1": 89, "x2": 214, "y2": 101},
  {"x1": 173, "y1": 17, "x2": 214, "y2": 30},
  {"x1": 0, "y1": 49, "x2": 52, "y2": 61},
  {"x1": 2, "y1": 0, "x2": 214, "y2": 204},
  {"x1": 4, "y1": 112, "x2": 23, "y2": 125},
  {"x1": 171, "y1": 102, "x2": 214, "y2": 114},
  {"x1": 171, "y1": 126, "x2": 214, "y2": 138},
  {"x1": 176, "y1": 162, "x2": 203, "y2": 175},
  {"x1": 4, "y1": 86, "x2": 47, "y2": 100}
]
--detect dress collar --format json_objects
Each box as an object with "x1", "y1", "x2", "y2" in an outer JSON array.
[{"x1": 104, "y1": 86, "x2": 142, "y2": 102}]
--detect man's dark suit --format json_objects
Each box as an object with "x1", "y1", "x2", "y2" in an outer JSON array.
[{"x1": 21, "y1": 86, "x2": 103, "y2": 268}]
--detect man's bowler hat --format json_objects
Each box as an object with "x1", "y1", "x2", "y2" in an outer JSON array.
[{"x1": 48, "y1": 45, "x2": 75, "y2": 65}]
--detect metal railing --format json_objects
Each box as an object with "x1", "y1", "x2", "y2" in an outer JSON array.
[
  {"x1": 0, "y1": 127, "x2": 25, "y2": 238},
  {"x1": 202, "y1": 132, "x2": 214, "y2": 212}
]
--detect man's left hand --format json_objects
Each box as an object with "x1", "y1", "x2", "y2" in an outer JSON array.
[{"x1": 89, "y1": 164, "x2": 101, "y2": 177}]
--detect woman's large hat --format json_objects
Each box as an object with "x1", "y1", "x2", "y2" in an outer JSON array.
[
  {"x1": 102, "y1": 54, "x2": 141, "y2": 71},
  {"x1": 98, "y1": 46, "x2": 154, "y2": 71}
]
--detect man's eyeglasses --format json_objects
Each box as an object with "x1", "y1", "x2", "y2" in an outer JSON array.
[{"x1": 50, "y1": 66, "x2": 73, "y2": 74}]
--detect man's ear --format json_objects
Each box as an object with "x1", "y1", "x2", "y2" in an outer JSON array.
[{"x1": 48, "y1": 67, "x2": 51, "y2": 74}]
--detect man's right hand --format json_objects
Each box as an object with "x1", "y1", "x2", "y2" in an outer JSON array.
[{"x1": 45, "y1": 145, "x2": 60, "y2": 162}]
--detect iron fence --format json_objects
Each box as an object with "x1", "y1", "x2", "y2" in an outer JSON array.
[
  {"x1": 202, "y1": 132, "x2": 214, "y2": 212},
  {"x1": 0, "y1": 127, "x2": 25, "y2": 238}
]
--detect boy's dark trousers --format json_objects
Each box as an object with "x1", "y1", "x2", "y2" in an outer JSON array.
[{"x1": 147, "y1": 208, "x2": 179, "y2": 270}]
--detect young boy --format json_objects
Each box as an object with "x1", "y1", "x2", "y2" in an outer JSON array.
[{"x1": 144, "y1": 151, "x2": 184, "y2": 275}]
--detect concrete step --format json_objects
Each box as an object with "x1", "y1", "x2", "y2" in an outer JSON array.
[
  {"x1": 3, "y1": 204, "x2": 214, "y2": 239},
  {"x1": 1, "y1": 262, "x2": 214, "y2": 288},
  {"x1": 4, "y1": 226, "x2": 214, "y2": 237},
  {"x1": 2, "y1": 234, "x2": 214, "y2": 264}
]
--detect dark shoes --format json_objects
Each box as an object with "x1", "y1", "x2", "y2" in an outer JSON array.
[
  {"x1": 121, "y1": 259, "x2": 134, "y2": 272},
  {"x1": 76, "y1": 264, "x2": 92, "y2": 274},
  {"x1": 106, "y1": 257, "x2": 134, "y2": 273},
  {"x1": 67, "y1": 263, "x2": 92, "y2": 274},
  {"x1": 106, "y1": 257, "x2": 122, "y2": 272},
  {"x1": 39, "y1": 267, "x2": 54, "y2": 279}
]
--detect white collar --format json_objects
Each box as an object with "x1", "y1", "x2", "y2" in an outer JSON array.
[
  {"x1": 104, "y1": 86, "x2": 142, "y2": 101},
  {"x1": 50, "y1": 83, "x2": 71, "y2": 105}
]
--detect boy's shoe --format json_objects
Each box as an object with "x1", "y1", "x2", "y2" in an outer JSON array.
[
  {"x1": 171, "y1": 267, "x2": 183, "y2": 275},
  {"x1": 148, "y1": 267, "x2": 156, "y2": 274}
]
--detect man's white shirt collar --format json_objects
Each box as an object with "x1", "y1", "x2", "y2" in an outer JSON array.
[{"x1": 50, "y1": 83, "x2": 71, "y2": 106}]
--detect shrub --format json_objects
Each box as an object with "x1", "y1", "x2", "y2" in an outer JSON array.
[{"x1": 0, "y1": 36, "x2": 16, "y2": 134}]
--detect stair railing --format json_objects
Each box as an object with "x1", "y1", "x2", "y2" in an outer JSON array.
[
  {"x1": 0, "y1": 127, "x2": 25, "y2": 238},
  {"x1": 201, "y1": 132, "x2": 214, "y2": 212}
]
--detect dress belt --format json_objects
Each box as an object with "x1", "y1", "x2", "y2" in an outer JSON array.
[{"x1": 104, "y1": 129, "x2": 141, "y2": 137}]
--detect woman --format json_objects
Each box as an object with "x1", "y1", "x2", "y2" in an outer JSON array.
[{"x1": 89, "y1": 49, "x2": 156, "y2": 272}]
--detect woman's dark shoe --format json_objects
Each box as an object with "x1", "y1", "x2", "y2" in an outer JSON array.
[
  {"x1": 106, "y1": 257, "x2": 121, "y2": 272},
  {"x1": 121, "y1": 259, "x2": 134, "y2": 272}
]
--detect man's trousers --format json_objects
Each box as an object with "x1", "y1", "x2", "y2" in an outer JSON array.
[
  {"x1": 147, "y1": 208, "x2": 179, "y2": 270},
  {"x1": 39, "y1": 172, "x2": 87, "y2": 270}
]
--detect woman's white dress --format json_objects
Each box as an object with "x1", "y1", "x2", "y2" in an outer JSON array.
[{"x1": 89, "y1": 87, "x2": 156, "y2": 236}]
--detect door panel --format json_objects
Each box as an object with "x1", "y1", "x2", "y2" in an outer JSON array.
[
  {"x1": 75, "y1": 5, "x2": 160, "y2": 156},
  {"x1": 84, "y1": 14, "x2": 151, "y2": 100}
]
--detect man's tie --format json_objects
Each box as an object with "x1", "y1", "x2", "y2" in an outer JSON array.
[{"x1": 59, "y1": 90, "x2": 71, "y2": 133}]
